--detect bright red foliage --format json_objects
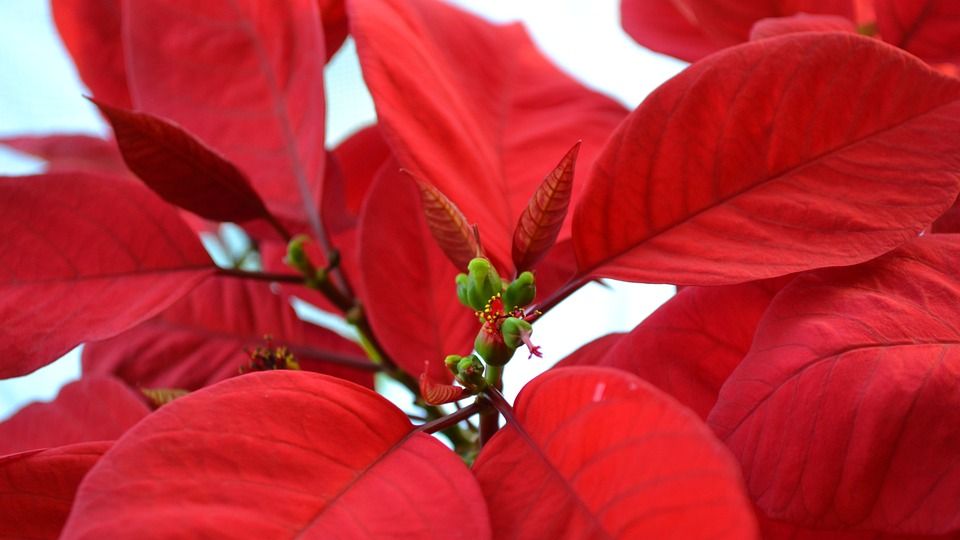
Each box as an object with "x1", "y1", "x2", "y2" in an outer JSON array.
[
  {"x1": 60, "y1": 372, "x2": 490, "y2": 539},
  {"x1": 2, "y1": 0, "x2": 960, "y2": 537}
]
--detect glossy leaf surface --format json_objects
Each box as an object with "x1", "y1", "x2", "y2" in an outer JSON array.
[
  {"x1": 558, "y1": 279, "x2": 786, "y2": 419},
  {"x1": 83, "y1": 277, "x2": 374, "y2": 390},
  {"x1": 62, "y1": 371, "x2": 490, "y2": 539},
  {"x1": 358, "y1": 164, "x2": 476, "y2": 382},
  {"x1": 94, "y1": 101, "x2": 274, "y2": 225},
  {"x1": 0, "y1": 173, "x2": 214, "y2": 378},
  {"x1": 473, "y1": 367, "x2": 758, "y2": 539},
  {"x1": 349, "y1": 0, "x2": 626, "y2": 269},
  {"x1": 512, "y1": 142, "x2": 580, "y2": 272},
  {"x1": 709, "y1": 236, "x2": 960, "y2": 535},
  {"x1": 123, "y1": 0, "x2": 327, "y2": 233},
  {"x1": 574, "y1": 34, "x2": 960, "y2": 285},
  {"x1": 0, "y1": 376, "x2": 148, "y2": 455},
  {"x1": 0, "y1": 442, "x2": 110, "y2": 540}
]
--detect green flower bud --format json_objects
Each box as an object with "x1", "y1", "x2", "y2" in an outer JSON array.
[
  {"x1": 501, "y1": 317, "x2": 542, "y2": 359},
  {"x1": 467, "y1": 257, "x2": 502, "y2": 307},
  {"x1": 455, "y1": 354, "x2": 486, "y2": 389},
  {"x1": 455, "y1": 273, "x2": 471, "y2": 308},
  {"x1": 474, "y1": 326, "x2": 515, "y2": 366},
  {"x1": 503, "y1": 271, "x2": 536, "y2": 311},
  {"x1": 444, "y1": 354, "x2": 463, "y2": 375},
  {"x1": 286, "y1": 234, "x2": 313, "y2": 274}
]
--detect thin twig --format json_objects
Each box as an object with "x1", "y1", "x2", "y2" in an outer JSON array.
[
  {"x1": 415, "y1": 402, "x2": 483, "y2": 435},
  {"x1": 217, "y1": 267, "x2": 305, "y2": 284}
]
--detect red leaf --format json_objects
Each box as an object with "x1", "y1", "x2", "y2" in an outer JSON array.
[
  {"x1": 709, "y1": 236, "x2": 960, "y2": 534},
  {"x1": 574, "y1": 34, "x2": 960, "y2": 285},
  {"x1": 0, "y1": 376, "x2": 148, "y2": 456},
  {"x1": 473, "y1": 367, "x2": 758, "y2": 539},
  {"x1": 558, "y1": 278, "x2": 787, "y2": 419},
  {"x1": 52, "y1": 0, "x2": 130, "y2": 108},
  {"x1": 758, "y1": 511, "x2": 955, "y2": 539},
  {"x1": 677, "y1": 0, "x2": 856, "y2": 44},
  {"x1": 83, "y1": 277, "x2": 374, "y2": 390},
  {"x1": 318, "y1": 0, "x2": 349, "y2": 60},
  {"x1": 875, "y1": 0, "x2": 960, "y2": 67},
  {"x1": 414, "y1": 176, "x2": 481, "y2": 271},
  {"x1": 0, "y1": 135, "x2": 128, "y2": 176},
  {"x1": 123, "y1": 0, "x2": 327, "y2": 235},
  {"x1": 619, "y1": 0, "x2": 722, "y2": 62},
  {"x1": 357, "y1": 163, "x2": 477, "y2": 382},
  {"x1": 512, "y1": 142, "x2": 580, "y2": 272},
  {"x1": 0, "y1": 441, "x2": 110, "y2": 540},
  {"x1": 61, "y1": 371, "x2": 491, "y2": 538},
  {"x1": 93, "y1": 100, "x2": 276, "y2": 226},
  {"x1": 0, "y1": 173, "x2": 214, "y2": 378},
  {"x1": 750, "y1": 14, "x2": 857, "y2": 41},
  {"x1": 348, "y1": 0, "x2": 626, "y2": 270}
]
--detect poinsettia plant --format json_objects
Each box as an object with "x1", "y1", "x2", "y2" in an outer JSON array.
[{"x1": 2, "y1": 0, "x2": 960, "y2": 537}]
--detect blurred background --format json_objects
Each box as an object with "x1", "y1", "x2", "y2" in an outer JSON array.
[{"x1": 0, "y1": 0, "x2": 687, "y2": 418}]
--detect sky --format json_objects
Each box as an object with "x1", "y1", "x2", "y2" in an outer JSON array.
[{"x1": 0, "y1": 0, "x2": 688, "y2": 418}]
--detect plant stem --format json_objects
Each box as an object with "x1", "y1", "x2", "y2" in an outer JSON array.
[
  {"x1": 479, "y1": 364, "x2": 503, "y2": 446},
  {"x1": 216, "y1": 267, "x2": 306, "y2": 283},
  {"x1": 416, "y1": 402, "x2": 482, "y2": 435}
]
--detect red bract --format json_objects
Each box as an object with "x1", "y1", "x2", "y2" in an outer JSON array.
[
  {"x1": 0, "y1": 376, "x2": 148, "y2": 455},
  {"x1": 82, "y1": 277, "x2": 374, "y2": 390},
  {"x1": 574, "y1": 33, "x2": 960, "y2": 285},
  {"x1": 358, "y1": 165, "x2": 477, "y2": 382},
  {"x1": 60, "y1": 371, "x2": 490, "y2": 539},
  {"x1": 349, "y1": 0, "x2": 626, "y2": 272},
  {"x1": 710, "y1": 236, "x2": 960, "y2": 535},
  {"x1": 0, "y1": 442, "x2": 111, "y2": 540},
  {"x1": 4, "y1": 0, "x2": 960, "y2": 536},
  {"x1": 122, "y1": 0, "x2": 327, "y2": 235},
  {"x1": 473, "y1": 367, "x2": 759, "y2": 539},
  {"x1": 0, "y1": 135, "x2": 127, "y2": 176},
  {"x1": 0, "y1": 173, "x2": 214, "y2": 377},
  {"x1": 559, "y1": 278, "x2": 788, "y2": 419},
  {"x1": 93, "y1": 101, "x2": 277, "y2": 227}
]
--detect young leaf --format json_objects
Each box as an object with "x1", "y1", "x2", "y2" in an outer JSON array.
[
  {"x1": 512, "y1": 142, "x2": 580, "y2": 273},
  {"x1": 83, "y1": 277, "x2": 374, "y2": 390},
  {"x1": 709, "y1": 236, "x2": 960, "y2": 535},
  {"x1": 0, "y1": 135, "x2": 127, "y2": 176},
  {"x1": 574, "y1": 34, "x2": 960, "y2": 285},
  {"x1": 473, "y1": 367, "x2": 758, "y2": 539},
  {"x1": 51, "y1": 0, "x2": 130, "y2": 108},
  {"x1": 348, "y1": 0, "x2": 626, "y2": 269},
  {"x1": 750, "y1": 14, "x2": 857, "y2": 41},
  {"x1": 357, "y1": 164, "x2": 477, "y2": 382},
  {"x1": 558, "y1": 278, "x2": 788, "y2": 419},
  {"x1": 0, "y1": 441, "x2": 111, "y2": 540},
  {"x1": 61, "y1": 371, "x2": 491, "y2": 539},
  {"x1": 0, "y1": 173, "x2": 215, "y2": 378},
  {"x1": 0, "y1": 376, "x2": 149, "y2": 456},
  {"x1": 413, "y1": 174, "x2": 481, "y2": 271},
  {"x1": 122, "y1": 0, "x2": 327, "y2": 236},
  {"x1": 92, "y1": 100, "x2": 275, "y2": 226}
]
